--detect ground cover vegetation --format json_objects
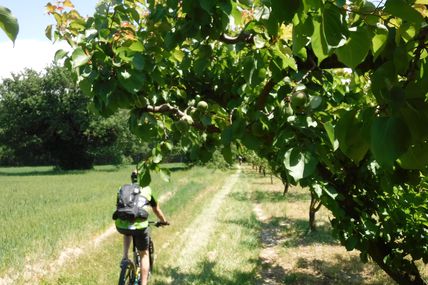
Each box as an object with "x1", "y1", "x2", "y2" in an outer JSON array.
[
  {"x1": 32, "y1": 165, "x2": 420, "y2": 285},
  {"x1": 47, "y1": 0, "x2": 428, "y2": 284},
  {"x1": 0, "y1": 164, "x2": 224, "y2": 283}
]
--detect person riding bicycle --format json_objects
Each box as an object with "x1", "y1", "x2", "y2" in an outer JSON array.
[{"x1": 114, "y1": 170, "x2": 169, "y2": 285}]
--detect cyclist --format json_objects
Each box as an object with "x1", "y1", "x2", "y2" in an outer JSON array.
[{"x1": 115, "y1": 170, "x2": 169, "y2": 285}]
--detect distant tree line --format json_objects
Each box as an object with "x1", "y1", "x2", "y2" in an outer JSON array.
[{"x1": 0, "y1": 66, "x2": 186, "y2": 169}]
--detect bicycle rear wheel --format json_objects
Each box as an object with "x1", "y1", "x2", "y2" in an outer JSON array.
[
  {"x1": 149, "y1": 239, "x2": 154, "y2": 272},
  {"x1": 118, "y1": 260, "x2": 136, "y2": 285}
]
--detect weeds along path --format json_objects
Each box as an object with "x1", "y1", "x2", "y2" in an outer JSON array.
[
  {"x1": 0, "y1": 192, "x2": 174, "y2": 285},
  {"x1": 172, "y1": 168, "x2": 241, "y2": 272}
]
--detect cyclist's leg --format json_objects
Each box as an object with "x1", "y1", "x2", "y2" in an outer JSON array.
[
  {"x1": 133, "y1": 228, "x2": 151, "y2": 285},
  {"x1": 139, "y1": 249, "x2": 150, "y2": 285}
]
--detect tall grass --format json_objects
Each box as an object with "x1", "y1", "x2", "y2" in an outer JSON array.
[
  {"x1": 34, "y1": 166, "x2": 232, "y2": 284},
  {"x1": 0, "y1": 164, "x2": 188, "y2": 276}
]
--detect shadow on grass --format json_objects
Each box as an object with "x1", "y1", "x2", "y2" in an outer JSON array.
[
  {"x1": 229, "y1": 190, "x2": 285, "y2": 203},
  {"x1": 263, "y1": 216, "x2": 338, "y2": 247},
  {"x1": 0, "y1": 168, "x2": 86, "y2": 176},
  {"x1": 155, "y1": 260, "x2": 258, "y2": 285},
  {"x1": 154, "y1": 254, "x2": 376, "y2": 285},
  {"x1": 229, "y1": 189, "x2": 336, "y2": 246},
  {"x1": 282, "y1": 254, "x2": 391, "y2": 285},
  {"x1": 230, "y1": 188, "x2": 310, "y2": 204}
]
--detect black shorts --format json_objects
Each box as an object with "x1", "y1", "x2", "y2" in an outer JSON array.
[{"x1": 117, "y1": 227, "x2": 150, "y2": 251}]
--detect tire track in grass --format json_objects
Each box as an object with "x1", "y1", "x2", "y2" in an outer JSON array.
[
  {"x1": 173, "y1": 168, "x2": 241, "y2": 272},
  {"x1": 254, "y1": 203, "x2": 284, "y2": 285},
  {"x1": 0, "y1": 191, "x2": 174, "y2": 285}
]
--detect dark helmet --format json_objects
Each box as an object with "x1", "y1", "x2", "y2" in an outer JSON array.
[{"x1": 131, "y1": 170, "x2": 138, "y2": 183}]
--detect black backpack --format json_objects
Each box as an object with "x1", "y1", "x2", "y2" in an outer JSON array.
[{"x1": 112, "y1": 184, "x2": 149, "y2": 221}]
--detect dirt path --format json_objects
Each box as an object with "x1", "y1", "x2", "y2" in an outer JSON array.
[
  {"x1": 254, "y1": 203, "x2": 285, "y2": 285},
  {"x1": 173, "y1": 168, "x2": 241, "y2": 271},
  {"x1": 0, "y1": 191, "x2": 174, "y2": 285}
]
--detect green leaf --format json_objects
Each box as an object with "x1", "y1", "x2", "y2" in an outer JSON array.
[
  {"x1": 393, "y1": 46, "x2": 410, "y2": 75},
  {"x1": 336, "y1": 27, "x2": 371, "y2": 68},
  {"x1": 371, "y1": 61, "x2": 397, "y2": 102},
  {"x1": 221, "y1": 126, "x2": 233, "y2": 145},
  {"x1": 221, "y1": 145, "x2": 233, "y2": 163},
  {"x1": 271, "y1": 0, "x2": 300, "y2": 24},
  {"x1": 335, "y1": 110, "x2": 370, "y2": 164},
  {"x1": 153, "y1": 154, "x2": 163, "y2": 164},
  {"x1": 118, "y1": 69, "x2": 146, "y2": 94},
  {"x1": 399, "y1": 103, "x2": 428, "y2": 140},
  {"x1": 139, "y1": 167, "x2": 151, "y2": 187},
  {"x1": 132, "y1": 54, "x2": 146, "y2": 71},
  {"x1": 283, "y1": 148, "x2": 318, "y2": 181},
  {"x1": 371, "y1": 116, "x2": 411, "y2": 168},
  {"x1": 0, "y1": 6, "x2": 19, "y2": 43},
  {"x1": 129, "y1": 41, "x2": 144, "y2": 52},
  {"x1": 399, "y1": 141, "x2": 428, "y2": 169},
  {"x1": 323, "y1": 122, "x2": 339, "y2": 151},
  {"x1": 200, "y1": 0, "x2": 215, "y2": 13},
  {"x1": 384, "y1": 0, "x2": 423, "y2": 25},
  {"x1": 71, "y1": 47, "x2": 91, "y2": 68},
  {"x1": 311, "y1": 17, "x2": 330, "y2": 62},
  {"x1": 45, "y1": 24, "x2": 52, "y2": 41},
  {"x1": 322, "y1": 3, "x2": 347, "y2": 47},
  {"x1": 54, "y1": 49, "x2": 68, "y2": 62},
  {"x1": 254, "y1": 34, "x2": 266, "y2": 49},
  {"x1": 345, "y1": 236, "x2": 359, "y2": 251},
  {"x1": 292, "y1": 15, "x2": 313, "y2": 58},
  {"x1": 371, "y1": 27, "x2": 388, "y2": 60}
]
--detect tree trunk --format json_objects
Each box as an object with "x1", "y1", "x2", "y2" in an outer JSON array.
[
  {"x1": 282, "y1": 180, "x2": 289, "y2": 195},
  {"x1": 309, "y1": 191, "x2": 322, "y2": 232},
  {"x1": 270, "y1": 174, "x2": 273, "y2": 184}
]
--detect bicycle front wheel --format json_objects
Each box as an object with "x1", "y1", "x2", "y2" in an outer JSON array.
[{"x1": 118, "y1": 260, "x2": 136, "y2": 285}]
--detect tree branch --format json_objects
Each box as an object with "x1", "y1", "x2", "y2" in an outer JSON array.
[
  {"x1": 142, "y1": 103, "x2": 221, "y2": 133},
  {"x1": 219, "y1": 32, "x2": 253, "y2": 44},
  {"x1": 256, "y1": 79, "x2": 276, "y2": 110},
  {"x1": 142, "y1": 103, "x2": 186, "y2": 118}
]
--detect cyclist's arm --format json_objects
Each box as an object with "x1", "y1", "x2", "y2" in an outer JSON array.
[
  {"x1": 150, "y1": 197, "x2": 168, "y2": 224},
  {"x1": 153, "y1": 205, "x2": 168, "y2": 224}
]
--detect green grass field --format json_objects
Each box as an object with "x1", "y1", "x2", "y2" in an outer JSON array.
[
  {"x1": 1, "y1": 164, "x2": 425, "y2": 284},
  {"x1": 0, "y1": 164, "x2": 212, "y2": 278}
]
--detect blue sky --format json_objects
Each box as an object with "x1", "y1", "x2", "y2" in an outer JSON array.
[{"x1": 0, "y1": 0, "x2": 97, "y2": 78}]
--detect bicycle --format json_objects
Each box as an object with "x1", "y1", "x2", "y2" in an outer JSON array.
[{"x1": 118, "y1": 221, "x2": 168, "y2": 285}]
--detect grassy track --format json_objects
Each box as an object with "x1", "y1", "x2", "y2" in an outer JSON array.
[
  {"x1": 2, "y1": 164, "x2": 426, "y2": 284},
  {"x1": 152, "y1": 167, "x2": 261, "y2": 285},
  {"x1": 0, "y1": 164, "x2": 210, "y2": 283},
  {"x1": 37, "y1": 166, "x2": 234, "y2": 285}
]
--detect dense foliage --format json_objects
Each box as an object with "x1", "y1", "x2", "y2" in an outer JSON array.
[
  {"x1": 0, "y1": 66, "x2": 148, "y2": 168},
  {"x1": 49, "y1": 0, "x2": 428, "y2": 284}
]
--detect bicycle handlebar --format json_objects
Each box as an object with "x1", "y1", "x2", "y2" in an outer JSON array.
[{"x1": 148, "y1": 221, "x2": 170, "y2": 227}]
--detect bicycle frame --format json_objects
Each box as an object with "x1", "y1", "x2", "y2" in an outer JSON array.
[{"x1": 118, "y1": 221, "x2": 158, "y2": 285}]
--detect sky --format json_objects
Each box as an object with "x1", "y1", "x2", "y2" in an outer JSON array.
[{"x1": 0, "y1": 0, "x2": 98, "y2": 79}]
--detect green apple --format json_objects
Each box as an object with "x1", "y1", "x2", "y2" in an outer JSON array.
[
  {"x1": 290, "y1": 91, "x2": 307, "y2": 110},
  {"x1": 197, "y1": 100, "x2": 208, "y2": 111}
]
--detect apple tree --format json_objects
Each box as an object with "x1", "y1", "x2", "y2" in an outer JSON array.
[{"x1": 48, "y1": 0, "x2": 428, "y2": 284}]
